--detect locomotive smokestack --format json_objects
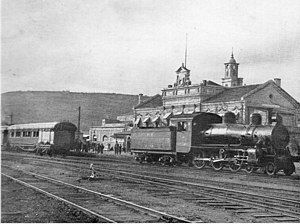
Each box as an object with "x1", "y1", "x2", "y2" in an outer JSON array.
[
  {"x1": 223, "y1": 112, "x2": 236, "y2": 124},
  {"x1": 250, "y1": 113, "x2": 262, "y2": 125}
]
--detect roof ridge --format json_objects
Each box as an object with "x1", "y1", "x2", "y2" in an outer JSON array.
[
  {"x1": 203, "y1": 84, "x2": 261, "y2": 103},
  {"x1": 202, "y1": 88, "x2": 226, "y2": 103},
  {"x1": 134, "y1": 94, "x2": 161, "y2": 109},
  {"x1": 271, "y1": 82, "x2": 300, "y2": 108},
  {"x1": 229, "y1": 83, "x2": 260, "y2": 89}
]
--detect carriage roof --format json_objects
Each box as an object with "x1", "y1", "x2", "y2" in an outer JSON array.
[{"x1": 7, "y1": 122, "x2": 59, "y2": 130}]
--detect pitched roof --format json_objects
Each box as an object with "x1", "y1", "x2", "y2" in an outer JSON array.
[
  {"x1": 7, "y1": 122, "x2": 59, "y2": 130},
  {"x1": 206, "y1": 80, "x2": 221, "y2": 86},
  {"x1": 134, "y1": 94, "x2": 163, "y2": 109},
  {"x1": 242, "y1": 80, "x2": 300, "y2": 108},
  {"x1": 176, "y1": 63, "x2": 190, "y2": 73},
  {"x1": 203, "y1": 84, "x2": 260, "y2": 103}
]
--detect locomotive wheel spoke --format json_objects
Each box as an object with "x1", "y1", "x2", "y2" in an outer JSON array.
[
  {"x1": 265, "y1": 162, "x2": 277, "y2": 176},
  {"x1": 283, "y1": 163, "x2": 295, "y2": 176},
  {"x1": 192, "y1": 151, "x2": 206, "y2": 169},
  {"x1": 244, "y1": 165, "x2": 254, "y2": 173},
  {"x1": 229, "y1": 160, "x2": 242, "y2": 172},
  {"x1": 211, "y1": 160, "x2": 224, "y2": 171}
]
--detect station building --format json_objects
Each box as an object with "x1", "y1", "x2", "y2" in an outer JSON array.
[
  {"x1": 133, "y1": 53, "x2": 300, "y2": 141},
  {"x1": 89, "y1": 118, "x2": 131, "y2": 149}
]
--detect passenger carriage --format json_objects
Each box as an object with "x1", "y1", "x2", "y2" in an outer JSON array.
[{"x1": 5, "y1": 121, "x2": 77, "y2": 153}]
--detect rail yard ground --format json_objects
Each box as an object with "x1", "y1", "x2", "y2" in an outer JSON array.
[
  {"x1": 1, "y1": 176, "x2": 98, "y2": 223},
  {"x1": 1, "y1": 150, "x2": 300, "y2": 223}
]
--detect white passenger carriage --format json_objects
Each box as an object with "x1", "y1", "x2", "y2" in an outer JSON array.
[
  {"x1": 4, "y1": 121, "x2": 77, "y2": 153},
  {"x1": 6, "y1": 122, "x2": 58, "y2": 150}
]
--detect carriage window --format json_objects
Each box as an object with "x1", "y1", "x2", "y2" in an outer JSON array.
[
  {"x1": 11, "y1": 132, "x2": 14, "y2": 137},
  {"x1": 24, "y1": 131, "x2": 31, "y2": 137},
  {"x1": 16, "y1": 131, "x2": 21, "y2": 137},
  {"x1": 178, "y1": 122, "x2": 187, "y2": 131},
  {"x1": 33, "y1": 131, "x2": 39, "y2": 137}
]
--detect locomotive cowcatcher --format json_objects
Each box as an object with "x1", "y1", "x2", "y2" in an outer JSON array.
[{"x1": 131, "y1": 112, "x2": 296, "y2": 176}]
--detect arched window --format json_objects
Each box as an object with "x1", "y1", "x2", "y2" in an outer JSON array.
[{"x1": 102, "y1": 135, "x2": 108, "y2": 141}]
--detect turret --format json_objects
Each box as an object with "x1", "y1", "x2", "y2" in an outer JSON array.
[{"x1": 222, "y1": 52, "x2": 243, "y2": 87}]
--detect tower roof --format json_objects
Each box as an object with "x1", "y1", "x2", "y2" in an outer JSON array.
[
  {"x1": 176, "y1": 63, "x2": 190, "y2": 73},
  {"x1": 229, "y1": 52, "x2": 237, "y2": 63}
]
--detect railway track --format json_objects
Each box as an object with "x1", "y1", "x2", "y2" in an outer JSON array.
[
  {"x1": 1, "y1": 165, "x2": 192, "y2": 223},
  {"x1": 3, "y1": 154, "x2": 300, "y2": 222},
  {"x1": 111, "y1": 170, "x2": 300, "y2": 221},
  {"x1": 4, "y1": 151, "x2": 300, "y2": 180},
  {"x1": 3, "y1": 152, "x2": 299, "y2": 197}
]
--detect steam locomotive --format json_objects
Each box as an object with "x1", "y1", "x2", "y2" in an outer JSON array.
[{"x1": 131, "y1": 112, "x2": 297, "y2": 176}]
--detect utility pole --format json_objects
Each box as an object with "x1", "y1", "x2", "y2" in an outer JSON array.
[{"x1": 77, "y1": 106, "x2": 81, "y2": 139}]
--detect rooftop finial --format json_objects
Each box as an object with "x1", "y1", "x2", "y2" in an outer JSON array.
[{"x1": 231, "y1": 47, "x2": 234, "y2": 58}]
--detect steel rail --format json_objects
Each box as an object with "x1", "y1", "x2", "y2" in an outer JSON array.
[
  {"x1": 82, "y1": 168, "x2": 300, "y2": 221},
  {"x1": 6, "y1": 159, "x2": 300, "y2": 219},
  {"x1": 2, "y1": 165, "x2": 193, "y2": 223},
  {"x1": 3, "y1": 151, "x2": 299, "y2": 193},
  {"x1": 1, "y1": 172, "x2": 116, "y2": 223},
  {"x1": 3, "y1": 154, "x2": 300, "y2": 221},
  {"x1": 3, "y1": 153, "x2": 299, "y2": 203},
  {"x1": 98, "y1": 169, "x2": 300, "y2": 219},
  {"x1": 6, "y1": 154, "x2": 299, "y2": 201}
]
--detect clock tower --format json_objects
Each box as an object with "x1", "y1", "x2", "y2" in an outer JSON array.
[{"x1": 222, "y1": 52, "x2": 243, "y2": 87}]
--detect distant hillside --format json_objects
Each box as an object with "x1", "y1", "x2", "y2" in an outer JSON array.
[{"x1": 1, "y1": 91, "x2": 150, "y2": 132}]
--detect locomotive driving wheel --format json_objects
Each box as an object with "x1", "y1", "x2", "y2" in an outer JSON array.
[
  {"x1": 244, "y1": 165, "x2": 254, "y2": 173},
  {"x1": 192, "y1": 151, "x2": 206, "y2": 169},
  {"x1": 229, "y1": 159, "x2": 242, "y2": 172},
  {"x1": 265, "y1": 162, "x2": 277, "y2": 176},
  {"x1": 283, "y1": 162, "x2": 295, "y2": 176},
  {"x1": 211, "y1": 159, "x2": 224, "y2": 171}
]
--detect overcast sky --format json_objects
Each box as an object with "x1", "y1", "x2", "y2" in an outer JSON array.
[{"x1": 2, "y1": 0, "x2": 300, "y2": 101}]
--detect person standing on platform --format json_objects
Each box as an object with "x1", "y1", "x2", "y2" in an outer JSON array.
[
  {"x1": 118, "y1": 143, "x2": 122, "y2": 155},
  {"x1": 114, "y1": 141, "x2": 119, "y2": 155},
  {"x1": 100, "y1": 143, "x2": 104, "y2": 154}
]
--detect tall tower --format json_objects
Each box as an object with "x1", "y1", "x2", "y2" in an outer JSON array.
[
  {"x1": 222, "y1": 52, "x2": 243, "y2": 87},
  {"x1": 174, "y1": 63, "x2": 191, "y2": 87}
]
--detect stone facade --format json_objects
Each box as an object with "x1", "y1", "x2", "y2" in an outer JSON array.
[
  {"x1": 132, "y1": 53, "x2": 300, "y2": 144},
  {"x1": 89, "y1": 119, "x2": 131, "y2": 149}
]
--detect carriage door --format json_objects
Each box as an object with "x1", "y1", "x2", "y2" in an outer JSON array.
[
  {"x1": 176, "y1": 119, "x2": 191, "y2": 153},
  {"x1": 2, "y1": 130, "x2": 8, "y2": 146}
]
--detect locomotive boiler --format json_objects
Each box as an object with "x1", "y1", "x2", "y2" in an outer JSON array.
[
  {"x1": 131, "y1": 112, "x2": 295, "y2": 176},
  {"x1": 196, "y1": 113, "x2": 293, "y2": 175}
]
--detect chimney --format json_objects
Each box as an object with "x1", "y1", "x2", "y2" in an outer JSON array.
[
  {"x1": 138, "y1": 93, "x2": 143, "y2": 104},
  {"x1": 274, "y1": 78, "x2": 281, "y2": 87},
  {"x1": 202, "y1": 80, "x2": 207, "y2": 86}
]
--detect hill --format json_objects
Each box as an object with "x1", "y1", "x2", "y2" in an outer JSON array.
[{"x1": 1, "y1": 91, "x2": 150, "y2": 132}]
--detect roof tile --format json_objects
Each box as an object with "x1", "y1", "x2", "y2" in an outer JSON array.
[{"x1": 203, "y1": 84, "x2": 260, "y2": 103}]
